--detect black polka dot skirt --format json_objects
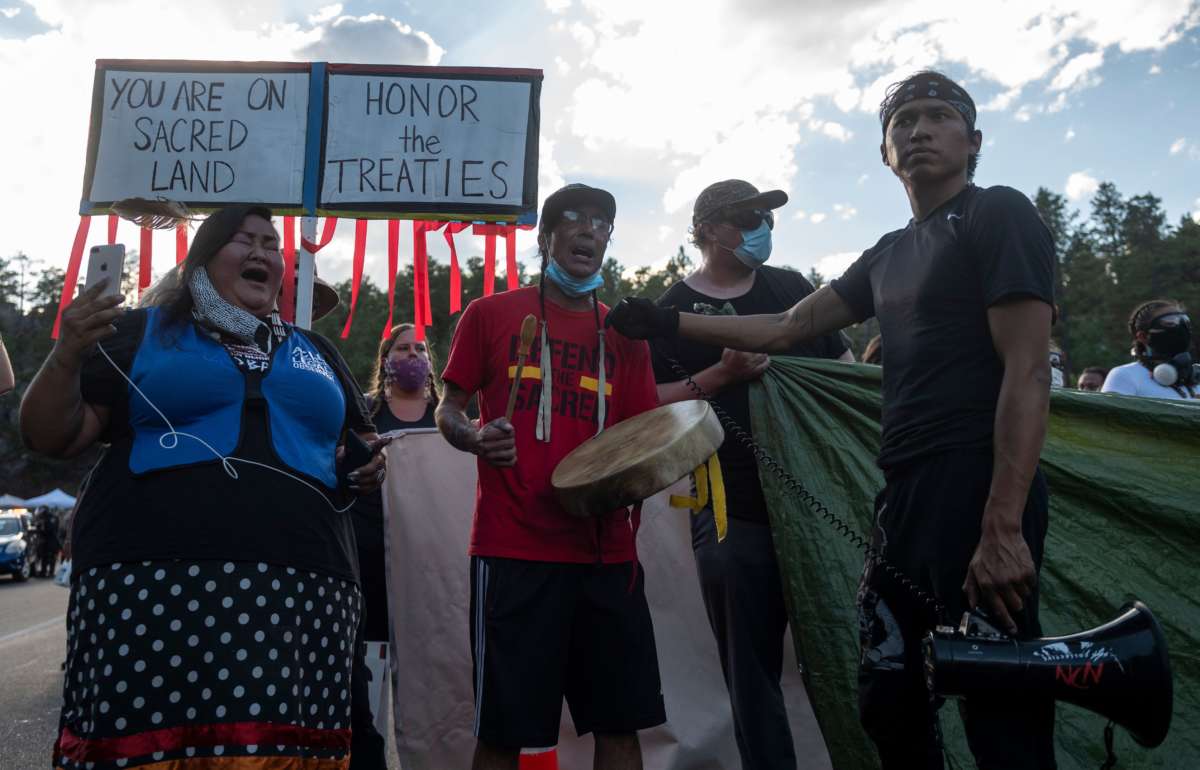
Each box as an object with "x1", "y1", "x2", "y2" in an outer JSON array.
[{"x1": 54, "y1": 560, "x2": 361, "y2": 770}]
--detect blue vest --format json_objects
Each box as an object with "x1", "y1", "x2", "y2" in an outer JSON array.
[{"x1": 128, "y1": 307, "x2": 346, "y2": 488}]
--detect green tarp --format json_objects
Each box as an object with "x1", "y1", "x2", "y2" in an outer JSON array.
[{"x1": 749, "y1": 357, "x2": 1198, "y2": 769}]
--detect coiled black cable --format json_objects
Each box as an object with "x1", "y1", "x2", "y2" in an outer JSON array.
[{"x1": 668, "y1": 357, "x2": 944, "y2": 616}]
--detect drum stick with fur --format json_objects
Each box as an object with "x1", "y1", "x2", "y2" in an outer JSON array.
[{"x1": 505, "y1": 314, "x2": 538, "y2": 421}]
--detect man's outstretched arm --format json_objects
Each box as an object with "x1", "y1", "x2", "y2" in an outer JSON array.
[{"x1": 608, "y1": 284, "x2": 858, "y2": 353}]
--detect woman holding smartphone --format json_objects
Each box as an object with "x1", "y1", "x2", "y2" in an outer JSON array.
[{"x1": 21, "y1": 205, "x2": 387, "y2": 770}]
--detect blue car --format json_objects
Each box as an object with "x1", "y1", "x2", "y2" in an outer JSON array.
[{"x1": 0, "y1": 513, "x2": 31, "y2": 582}]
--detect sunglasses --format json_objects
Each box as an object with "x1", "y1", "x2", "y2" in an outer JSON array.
[
  {"x1": 717, "y1": 208, "x2": 774, "y2": 231},
  {"x1": 560, "y1": 209, "x2": 614, "y2": 236}
]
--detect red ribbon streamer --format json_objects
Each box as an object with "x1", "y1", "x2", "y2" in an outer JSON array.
[
  {"x1": 52, "y1": 216, "x2": 92, "y2": 339},
  {"x1": 384, "y1": 219, "x2": 400, "y2": 338},
  {"x1": 281, "y1": 215, "x2": 296, "y2": 323},
  {"x1": 138, "y1": 227, "x2": 153, "y2": 296},
  {"x1": 301, "y1": 217, "x2": 338, "y2": 253},
  {"x1": 473, "y1": 224, "x2": 505, "y2": 296},
  {"x1": 443, "y1": 222, "x2": 471, "y2": 314},
  {"x1": 504, "y1": 224, "x2": 535, "y2": 290},
  {"x1": 421, "y1": 226, "x2": 432, "y2": 323},
  {"x1": 412, "y1": 221, "x2": 434, "y2": 342},
  {"x1": 504, "y1": 228, "x2": 519, "y2": 291},
  {"x1": 175, "y1": 224, "x2": 188, "y2": 265},
  {"x1": 340, "y1": 219, "x2": 368, "y2": 339},
  {"x1": 106, "y1": 215, "x2": 117, "y2": 245}
]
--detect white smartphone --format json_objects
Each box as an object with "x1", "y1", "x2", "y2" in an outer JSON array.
[{"x1": 83, "y1": 244, "x2": 126, "y2": 297}]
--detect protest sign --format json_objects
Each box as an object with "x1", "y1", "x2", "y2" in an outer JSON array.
[
  {"x1": 81, "y1": 60, "x2": 312, "y2": 213},
  {"x1": 319, "y1": 65, "x2": 541, "y2": 221}
]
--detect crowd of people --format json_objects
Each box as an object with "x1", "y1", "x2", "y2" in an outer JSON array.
[{"x1": 11, "y1": 66, "x2": 1194, "y2": 770}]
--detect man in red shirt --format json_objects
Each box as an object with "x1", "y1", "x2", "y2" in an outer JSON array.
[{"x1": 436, "y1": 183, "x2": 665, "y2": 770}]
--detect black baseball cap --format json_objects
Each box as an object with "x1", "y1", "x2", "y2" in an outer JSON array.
[
  {"x1": 693, "y1": 180, "x2": 788, "y2": 224},
  {"x1": 539, "y1": 183, "x2": 617, "y2": 233}
]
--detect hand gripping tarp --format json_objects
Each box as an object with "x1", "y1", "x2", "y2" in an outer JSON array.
[{"x1": 748, "y1": 357, "x2": 1199, "y2": 769}]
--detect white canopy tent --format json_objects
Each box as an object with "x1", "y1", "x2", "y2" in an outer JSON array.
[
  {"x1": 21, "y1": 489, "x2": 76, "y2": 509},
  {"x1": 0, "y1": 494, "x2": 27, "y2": 507}
]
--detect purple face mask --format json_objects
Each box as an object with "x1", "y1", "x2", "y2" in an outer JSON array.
[{"x1": 384, "y1": 356, "x2": 431, "y2": 392}]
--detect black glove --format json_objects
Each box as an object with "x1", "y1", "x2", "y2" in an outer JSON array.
[{"x1": 605, "y1": 297, "x2": 679, "y2": 339}]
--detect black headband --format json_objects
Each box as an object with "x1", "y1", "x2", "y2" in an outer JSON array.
[{"x1": 881, "y1": 74, "x2": 977, "y2": 135}]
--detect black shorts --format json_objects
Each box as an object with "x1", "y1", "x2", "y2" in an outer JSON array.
[
  {"x1": 469, "y1": 556, "x2": 666, "y2": 749},
  {"x1": 857, "y1": 449, "x2": 1055, "y2": 769}
]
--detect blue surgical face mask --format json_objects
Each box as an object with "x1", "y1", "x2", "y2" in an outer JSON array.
[
  {"x1": 545, "y1": 256, "x2": 605, "y2": 297},
  {"x1": 732, "y1": 221, "x2": 772, "y2": 269}
]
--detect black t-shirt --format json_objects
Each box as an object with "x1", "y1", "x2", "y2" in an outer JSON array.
[
  {"x1": 74, "y1": 309, "x2": 373, "y2": 582},
  {"x1": 830, "y1": 185, "x2": 1055, "y2": 471},
  {"x1": 352, "y1": 397, "x2": 436, "y2": 641},
  {"x1": 651, "y1": 266, "x2": 848, "y2": 523}
]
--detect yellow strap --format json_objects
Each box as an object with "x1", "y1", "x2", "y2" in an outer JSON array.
[
  {"x1": 708, "y1": 453, "x2": 727, "y2": 543},
  {"x1": 668, "y1": 454, "x2": 727, "y2": 543},
  {"x1": 669, "y1": 461, "x2": 708, "y2": 510}
]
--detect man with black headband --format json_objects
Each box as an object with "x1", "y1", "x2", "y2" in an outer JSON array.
[
  {"x1": 651, "y1": 179, "x2": 852, "y2": 770},
  {"x1": 607, "y1": 71, "x2": 1058, "y2": 768},
  {"x1": 437, "y1": 183, "x2": 665, "y2": 770}
]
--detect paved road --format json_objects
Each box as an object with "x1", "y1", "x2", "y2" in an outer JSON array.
[
  {"x1": 0, "y1": 574, "x2": 403, "y2": 770},
  {"x1": 0, "y1": 576, "x2": 69, "y2": 770}
]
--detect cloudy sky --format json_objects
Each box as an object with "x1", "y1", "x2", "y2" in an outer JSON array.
[{"x1": 2, "y1": 0, "x2": 1199, "y2": 291}]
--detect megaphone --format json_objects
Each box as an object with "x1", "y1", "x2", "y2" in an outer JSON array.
[{"x1": 923, "y1": 601, "x2": 1173, "y2": 748}]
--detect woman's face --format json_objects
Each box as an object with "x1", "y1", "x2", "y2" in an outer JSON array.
[
  {"x1": 386, "y1": 328, "x2": 430, "y2": 366},
  {"x1": 206, "y1": 215, "x2": 283, "y2": 317}
]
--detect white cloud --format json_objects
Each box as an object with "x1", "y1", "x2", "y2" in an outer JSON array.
[
  {"x1": 810, "y1": 119, "x2": 852, "y2": 142},
  {"x1": 567, "y1": 21, "x2": 596, "y2": 48},
  {"x1": 832, "y1": 203, "x2": 858, "y2": 220},
  {"x1": 1065, "y1": 171, "x2": 1101, "y2": 201},
  {"x1": 812, "y1": 251, "x2": 860, "y2": 280},
  {"x1": 296, "y1": 13, "x2": 443, "y2": 65},
  {"x1": 1065, "y1": 128, "x2": 1076, "y2": 142},
  {"x1": 1, "y1": 7, "x2": 21, "y2": 18},
  {"x1": 1193, "y1": 198, "x2": 1200, "y2": 224},
  {"x1": 4, "y1": 0, "x2": 1200, "y2": 286},
  {"x1": 856, "y1": 173, "x2": 870, "y2": 185},
  {"x1": 656, "y1": 225, "x2": 673, "y2": 242},
  {"x1": 308, "y1": 4, "x2": 342, "y2": 25},
  {"x1": 659, "y1": 115, "x2": 801, "y2": 215},
  {"x1": 792, "y1": 209, "x2": 808, "y2": 221},
  {"x1": 0, "y1": 1, "x2": 451, "y2": 281},
  {"x1": 981, "y1": 86, "x2": 1023, "y2": 112},
  {"x1": 554, "y1": 0, "x2": 1200, "y2": 234},
  {"x1": 538, "y1": 135, "x2": 566, "y2": 197},
  {"x1": 810, "y1": 212, "x2": 828, "y2": 224},
  {"x1": 1049, "y1": 50, "x2": 1104, "y2": 91},
  {"x1": 1149, "y1": 64, "x2": 1163, "y2": 74},
  {"x1": 1014, "y1": 105, "x2": 1035, "y2": 122},
  {"x1": 1169, "y1": 138, "x2": 1187, "y2": 155}
]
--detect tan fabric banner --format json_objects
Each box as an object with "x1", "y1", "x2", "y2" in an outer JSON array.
[{"x1": 382, "y1": 431, "x2": 829, "y2": 769}]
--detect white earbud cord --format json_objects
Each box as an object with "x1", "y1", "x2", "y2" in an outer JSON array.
[{"x1": 97, "y1": 342, "x2": 356, "y2": 514}]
